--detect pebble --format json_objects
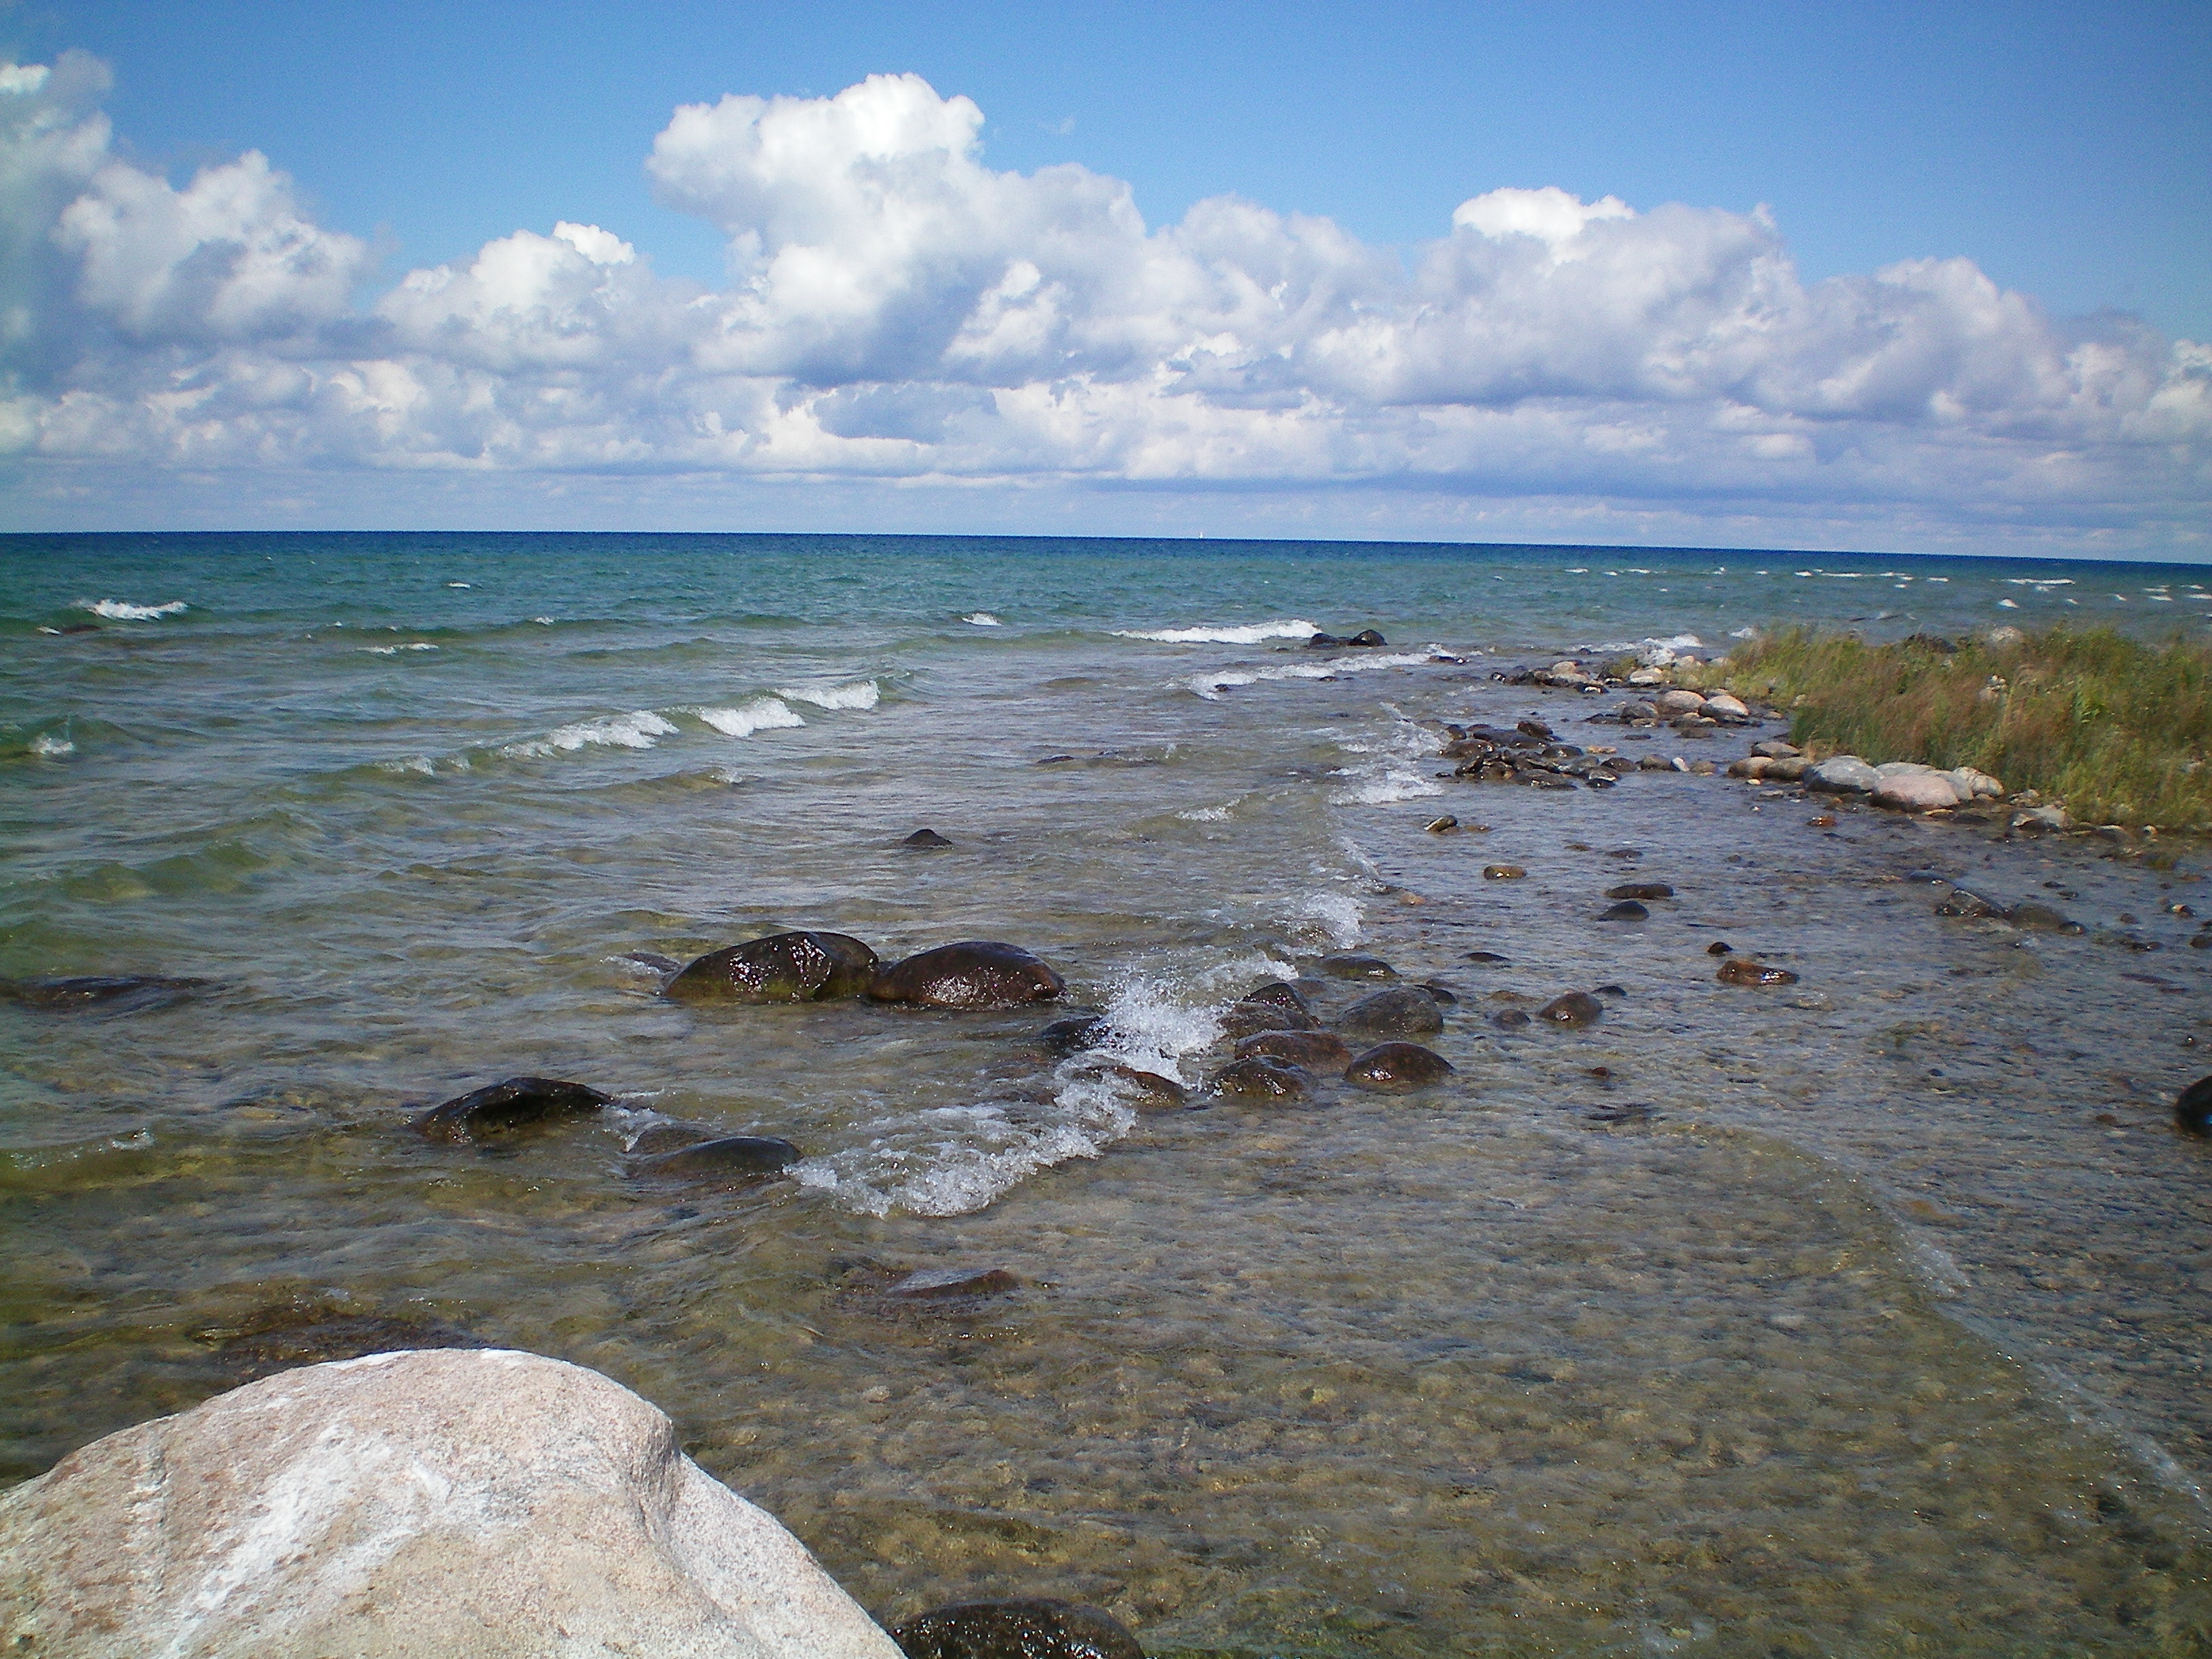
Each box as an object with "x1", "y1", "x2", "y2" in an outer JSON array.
[
  {"x1": 1344, "y1": 1042, "x2": 1456, "y2": 1093},
  {"x1": 1483, "y1": 864, "x2": 1528, "y2": 880},
  {"x1": 892, "y1": 1599, "x2": 1143, "y2": 1659},
  {"x1": 1717, "y1": 959, "x2": 1799, "y2": 986},
  {"x1": 1538, "y1": 991, "x2": 1603, "y2": 1027}
]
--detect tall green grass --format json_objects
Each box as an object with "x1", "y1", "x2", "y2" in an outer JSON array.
[{"x1": 1715, "y1": 626, "x2": 2212, "y2": 830}]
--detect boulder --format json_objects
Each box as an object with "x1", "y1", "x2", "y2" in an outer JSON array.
[
  {"x1": 668, "y1": 931, "x2": 880, "y2": 1002},
  {"x1": 1344, "y1": 1042, "x2": 1455, "y2": 1093},
  {"x1": 893, "y1": 1599, "x2": 1142, "y2": 1659},
  {"x1": 1702, "y1": 692, "x2": 1750, "y2": 718},
  {"x1": 1342, "y1": 987, "x2": 1446, "y2": 1035},
  {"x1": 411, "y1": 1077, "x2": 612, "y2": 1143},
  {"x1": 1717, "y1": 958, "x2": 1799, "y2": 986},
  {"x1": 1482, "y1": 864, "x2": 1528, "y2": 880},
  {"x1": 0, "y1": 1349, "x2": 902, "y2": 1659},
  {"x1": 1235, "y1": 1029, "x2": 1353, "y2": 1067},
  {"x1": 1653, "y1": 689, "x2": 1705, "y2": 715},
  {"x1": 1751, "y1": 739, "x2": 1801, "y2": 759},
  {"x1": 1491, "y1": 1009, "x2": 1533, "y2": 1029},
  {"x1": 1806, "y1": 756, "x2": 1881, "y2": 794},
  {"x1": 1599, "y1": 900, "x2": 1650, "y2": 921},
  {"x1": 1538, "y1": 991, "x2": 1603, "y2": 1027},
  {"x1": 1728, "y1": 756, "x2": 1774, "y2": 779},
  {"x1": 868, "y1": 942, "x2": 1066, "y2": 1009},
  {"x1": 1244, "y1": 981, "x2": 1316, "y2": 1017},
  {"x1": 1088, "y1": 1064, "x2": 1189, "y2": 1111},
  {"x1": 631, "y1": 1136, "x2": 801, "y2": 1181},
  {"x1": 1764, "y1": 756, "x2": 1811, "y2": 782},
  {"x1": 901, "y1": 828, "x2": 954, "y2": 848},
  {"x1": 2011, "y1": 804, "x2": 2072, "y2": 834},
  {"x1": 2177, "y1": 1077, "x2": 2212, "y2": 1137},
  {"x1": 1206, "y1": 1057, "x2": 1315, "y2": 1103},
  {"x1": 2007, "y1": 901, "x2": 2083, "y2": 935},
  {"x1": 1036, "y1": 1015, "x2": 1111, "y2": 1056},
  {"x1": 1873, "y1": 772, "x2": 1965, "y2": 812},
  {"x1": 1607, "y1": 882, "x2": 1674, "y2": 900}
]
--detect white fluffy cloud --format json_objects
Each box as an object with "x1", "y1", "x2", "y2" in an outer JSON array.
[{"x1": 1, "y1": 59, "x2": 2205, "y2": 545}]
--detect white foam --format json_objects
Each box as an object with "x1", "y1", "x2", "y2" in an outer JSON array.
[
  {"x1": 962, "y1": 612, "x2": 1002, "y2": 626},
  {"x1": 1997, "y1": 598, "x2": 2020, "y2": 609},
  {"x1": 446, "y1": 581, "x2": 472, "y2": 589},
  {"x1": 1729, "y1": 626, "x2": 1759, "y2": 639},
  {"x1": 697, "y1": 698, "x2": 806, "y2": 738},
  {"x1": 504, "y1": 710, "x2": 678, "y2": 758},
  {"x1": 377, "y1": 756, "x2": 436, "y2": 776},
  {"x1": 361, "y1": 642, "x2": 438, "y2": 655},
  {"x1": 1182, "y1": 649, "x2": 1439, "y2": 700},
  {"x1": 81, "y1": 599, "x2": 186, "y2": 621},
  {"x1": 28, "y1": 734, "x2": 75, "y2": 758},
  {"x1": 1118, "y1": 617, "x2": 1322, "y2": 644},
  {"x1": 1298, "y1": 892, "x2": 1365, "y2": 949},
  {"x1": 2005, "y1": 577, "x2": 2073, "y2": 586},
  {"x1": 776, "y1": 680, "x2": 878, "y2": 711},
  {"x1": 1330, "y1": 768, "x2": 1443, "y2": 806},
  {"x1": 1174, "y1": 805, "x2": 1231, "y2": 821}
]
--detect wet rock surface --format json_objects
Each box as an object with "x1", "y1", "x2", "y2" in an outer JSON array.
[
  {"x1": 1206, "y1": 1057, "x2": 1316, "y2": 1103},
  {"x1": 869, "y1": 942, "x2": 1067, "y2": 1009},
  {"x1": 1344, "y1": 1042, "x2": 1456, "y2": 1093},
  {"x1": 631, "y1": 1135, "x2": 802, "y2": 1181},
  {"x1": 891, "y1": 1598, "x2": 1143, "y2": 1659},
  {"x1": 1538, "y1": 991, "x2": 1604, "y2": 1028},
  {"x1": 668, "y1": 930, "x2": 881, "y2": 1002},
  {"x1": 0, "y1": 974, "x2": 207, "y2": 1012},
  {"x1": 1342, "y1": 986, "x2": 1447, "y2": 1035},
  {"x1": 1235, "y1": 1029, "x2": 1354, "y2": 1067},
  {"x1": 410, "y1": 1077, "x2": 613, "y2": 1142},
  {"x1": 1317, "y1": 954, "x2": 1397, "y2": 981},
  {"x1": 1717, "y1": 958, "x2": 1800, "y2": 987}
]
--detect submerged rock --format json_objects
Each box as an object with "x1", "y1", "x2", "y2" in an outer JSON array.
[
  {"x1": 631, "y1": 1136, "x2": 800, "y2": 1181},
  {"x1": 411, "y1": 1077, "x2": 613, "y2": 1142},
  {"x1": 2177, "y1": 1077, "x2": 2212, "y2": 1136},
  {"x1": 1220, "y1": 998, "x2": 1322, "y2": 1038},
  {"x1": 1317, "y1": 954, "x2": 1398, "y2": 981},
  {"x1": 628, "y1": 1121, "x2": 720, "y2": 1155},
  {"x1": 0, "y1": 974, "x2": 207, "y2": 1012},
  {"x1": 1090, "y1": 1064, "x2": 1189, "y2": 1111},
  {"x1": 884, "y1": 1266, "x2": 1020, "y2": 1299},
  {"x1": 869, "y1": 942, "x2": 1066, "y2": 1009},
  {"x1": 892, "y1": 1599, "x2": 1143, "y2": 1659},
  {"x1": 1483, "y1": 864, "x2": 1528, "y2": 880},
  {"x1": 1538, "y1": 991, "x2": 1603, "y2": 1027},
  {"x1": 2008, "y1": 901, "x2": 2085, "y2": 935},
  {"x1": 1236, "y1": 1029, "x2": 1353, "y2": 1067},
  {"x1": 207, "y1": 1305, "x2": 475, "y2": 1382},
  {"x1": 1244, "y1": 979, "x2": 1317, "y2": 1015},
  {"x1": 1492, "y1": 1009, "x2": 1533, "y2": 1030},
  {"x1": 1036, "y1": 1015, "x2": 1111, "y2": 1055},
  {"x1": 1717, "y1": 958, "x2": 1799, "y2": 986},
  {"x1": 1345, "y1": 1042, "x2": 1455, "y2": 1093},
  {"x1": 1343, "y1": 987, "x2": 1446, "y2": 1035},
  {"x1": 0, "y1": 1349, "x2": 903, "y2": 1659},
  {"x1": 1606, "y1": 882, "x2": 1674, "y2": 901},
  {"x1": 1206, "y1": 1057, "x2": 1315, "y2": 1103},
  {"x1": 668, "y1": 931, "x2": 880, "y2": 1002},
  {"x1": 1935, "y1": 887, "x2": 2005, "y2": 919},
  {"x1": 901, "y1": 828, "x2": 954, "y2": 848},
  {"x1": 1599, "y1": 900, "x2": 1650, "y2": 921}
]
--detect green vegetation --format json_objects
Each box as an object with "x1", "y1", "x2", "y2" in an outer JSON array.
[{"x1": 1714, "y1": 625, "x2": 2212, "y2": 831}]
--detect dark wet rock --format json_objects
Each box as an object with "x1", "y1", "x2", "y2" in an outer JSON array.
[
  {"x1": 869, "y1": 941, "x2": 1066, "y2": 1009},
  {"x1": 1491, "y1": 1009, "x2": 1533, "y2": 1029},
  {"x1": 1092, "y1": 1064, "x2": 1190, "y2": 1111},
  {"x1": 886, "y1": 1267, "x2": 1020, "y2": 1300},
  {"x1": 631, "y1": 1136, "x2": 800, "y2": 1181},
  {"x1": 1244, "y1": 979, "x2": 1315, "y2": 1017},
  {"x1": 1465, "y1": 950, "x2": 1510, "y2": 965},
  {"x1": 1036, "y1": 1015, "x2": 1111, "y2": 1055},
  {"x1": 620, "y1": 951, "x2": 684, "y2": 975},
  {"x1": 892, "y1": 1598, "x2": 1143, "y2": 1659},
  {"x1": 1599, "y1": 900, "x2": 1650, "y2": 922},
  {"x1": 628, "y1": 1121, "x2": 719, "y2": 1155},
  {"x1": 1206, "y1": 1057, "x2": 1315, "y2": 1102},
  {"x1": 2193, "y1": 932, "x2": 2212, "y2": 951},
  {"x1": 1343, "y1": 987, "x2": 1446, "y2": 1035},
  {"x1": 1717, "y1": 958, "x2": 1799, "y2": 986},
  {"x1": 1538, "y1": 991, "x2": 1603, "y2": 1027},
  {"x1": 1317, "y1": 954, "x2": 1397, "y2": 981},
  {"x1": 1483, "y1": 864, "x2": 1528, "y2": 880},
  {"x1": 1345, "y1": 1042, "x2": 1455, "y2": 1093},
  {"x1": 203, "y1": 1306, "x2": 474, "y2": 1382},
  {"x1": 1220, "y1": 998, "x2": 1321, "y2": 1039},
  {"x1": 1425, "y1": 815, "x2": 1459, "y2": 833},
  {"x1": 0, "y1": 974, "x2": 207, "y2": 1012},
  {"x1": 1706, "y1": 941, "x2": 1734, "y2": 956},
  {"x1": 2177, "y1": 1077, "x2": 2212, "y2": 1136},
  {"x1": 1902, "y1": 869, "x2": 1954, "y2": 884},
  {"x1": 1419, "y1": 981, "x2": 1458, "y2": 1006},
  {"x1": 1347, "y1": 628, "x2": 1388, "y2": 647},
  {"x1": 667, "y1": 930, "x2": 880, "y2": 1002},
  {"x1": 1607, "y1": 882, "x2": 1674, "y2": 901},
  {"x1": 1934, "y1": 887, "x2": 2005, "y2": 920},
  {"x1": 1595, "y1": 983, "x2": 1627, "y2": 998},
  {"x1": 2008, "y1": 901, "x2": 2085, "y2": 935},
  {"x1": 1236, "y1": 1029, "x2": 1353, "y2": 1067},
  {"x1": 1308, "y1": 632, "x2": 1347, "y2": 648},
  {"x1": 411, "y1": 1078, "x2": 612, "y2": 1142},
  {"x1": 903, "y1": 827, "x2": 954, "y2": 848}
]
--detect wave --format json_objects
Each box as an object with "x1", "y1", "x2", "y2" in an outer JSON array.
[
  {"x1": 1117, "y1": 617, "x2": 1321, "y2": 644},
  {"x1": 962, "y1": 612, "x2": 1002, "y2": 626},
  {"x1": 502, "y1": 711, "x2": 678, "y2": 758},
  {"x1": 28, "y1": 734, "x2": 75, "y2": 759},
  {"x1": 697, "y1": 699, "x2": 806, "y2": 737},
  {"x1": 361, "y1": 642, "x2": 438, "y2": 655},
  {"x1": 79, "y1": 599, "x2": 187, "y2": 621},
  {"x1": 1183, "y1": 649, "x2": 1441, "y2": 699},
  {"x1": 775, "y1": 680, "x2": 879, "y2": 711}
]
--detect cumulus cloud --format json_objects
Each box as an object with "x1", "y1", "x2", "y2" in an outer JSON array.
[{"x1": 0, "y1": 57, "x2": 2204, "y2": 545}]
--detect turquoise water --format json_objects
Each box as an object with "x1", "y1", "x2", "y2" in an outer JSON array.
[{"x1": 4, "y1": 533, "x2": 2211, "y2": 1655}]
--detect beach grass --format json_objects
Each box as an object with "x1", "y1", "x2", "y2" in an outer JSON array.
[{"x1": 1714, "y1": 624, "x2": 2212, "y2": 830}]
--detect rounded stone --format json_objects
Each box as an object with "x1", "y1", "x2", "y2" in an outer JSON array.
[
  {"x1": 1538, "y1": 991, "x2": 1603, "y2": 1027},
  {"x1": 1607, "y1": 882, "x2": 1675, "y2": 901},
  {"x1": 1092, "y1": 1064, "x2": 1189, "y2": 1111},
  {"x1": 1206, "y1": 1057, "x2": 1316, "y2": 1103},
  {"x1": 1243, "y1": 979, "x2": 1316, "y2": 1016},
  {"x1": 1874, "y1": 773, "x2": 1966, "y2": 812},
  {"x1": 668, "y1": 931, "x2": 880, "y2": 1002},
  {"x1": 1317, "y1": 954, "x2": 1398, "y2": 980},
  {"x1": 884, "y1": 1267, "x2": 1019, "y2": 1299},
  {"x1": 411, "y1": 1077, "x2": 613, "y2": 1143},
  {"x1": 631, "y1": 1136, "x2": 800, "y2": 1181},
  {"x1": 868, "y1": 942, "x2": 1067, "y2": 1009},
  {"x1": 1345, "y1": 1042, "x2": 1455, "y2": 1093},
  {"x1": 1236, "y1": 1029, "x2": 1354, "y2": 1067},
  {"x1": 1483, "y1": 864, "x2": 1528, "y2": 880},
  {"x1": 1599, "y1": 901, "x2": 1650, "y2": 922},
  {"x1": 1807, "y1": 755, "x2": 1881, "y2": 794},
  {"x1": 1343, "y1": 987, "x2": 1446, "y2": 1035},
  {"x1": 901, "y1": 828, "x2": 954, "y2": 848},
  {"x1": 1717, "y1": 958, "x2": 1799, "y2": 986},
  {"x1": 1036, "y1": 1015, "x2": 1111, "y2": 1055},
  {"x1": 1220, "y1": 998, "x2": 1322, "y2": 1038},
  {"x1": 891, "y1": 1599, "x2": 1143, "y2": 1659},
  {"x1": 627, "y1": 1122, "x2": 719, "y2": 1155},
  {"x1": 2177, "y1": 1077, "x2": 2212, "y2": 1136},
  {"x1": 1491, "y1": 1009, "x2": 1533, "y2": 1029},
  {"x1": 1464, "y1": 950, "x2": 1510, "y2": 965}
]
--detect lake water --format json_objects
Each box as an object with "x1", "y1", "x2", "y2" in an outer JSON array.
[{"x1": 4, "y1": 532, "x2": 2210, "y2": 1656}]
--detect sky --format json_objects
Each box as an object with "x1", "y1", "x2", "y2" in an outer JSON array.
[{"x1": 1, "y1": 0, "x2": 2207, "y2": 554}]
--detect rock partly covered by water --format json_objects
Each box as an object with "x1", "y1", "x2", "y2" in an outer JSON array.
[
  {"x1": 1344, "y1": 1042, "x2": 1455, "y2": 1092},
  {"x1": 869, "y1": 942, "x2": 1067, "y2": 1009},
  {"x1": 668, "y1": 930, "x2": 880, "y2": 1002},
  {"x1": 0, "y1": 1349, "x2": 903, "y2": 1659},
  {"x1": 1806, "y1": 755, "x2": 1883, "y2": 794},
  {"x1": 410, "y1": 1076, "x2": 613, "y2": 1141},
  {"x1": 892, "y1": 1598, "x2": 1143, "y2": 1659}
]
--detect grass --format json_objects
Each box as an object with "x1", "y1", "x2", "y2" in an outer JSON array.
[{"x1": 1712, "y1": 625, "x2": 2212, "y2": 831}]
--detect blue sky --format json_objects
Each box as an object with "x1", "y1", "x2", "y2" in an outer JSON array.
[{"x1": 1, "y1": 0, "x2": 2207, "y2": 552}]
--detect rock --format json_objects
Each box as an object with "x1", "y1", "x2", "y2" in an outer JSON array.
[
  {"x1": 1986, "y1": 625, "x2": 2027, "y2": 647},
  {"x1": 1599, "y1": 900, "x2": 1650, "y2": 921},
  {"x1": 1419, "y1": 981, "x2": 1458, "y2": 1006},
  {"x1": 2011, "y1": 804, "x2": 2072, "y2": 834},
  {"x1": 1728, "y1": 756, "x2": 1774, "y2": 779},
  {"x1": 1874, "y1": 772, "x2": 1965, "y2": 812},
  {"x1": 411, "y1": 1077, "x2": 613, "y2": 1142},
  {"x1": 1036, "y1": 1015, "x2": 1111, "y2": 1055},
  {"x1": 1236, "y1": 1030, "x2": 1353, "y2": 1067},
  {"x1": 1717, "y1": 958, "x2": 1799, "y2": 986},
  {"x1": 1344, "y1": 1042, "x2": 1455, "y2": 1092},
  {"x1": 902, "y1": 828, "x2": 954, "y2": 848},
  {"x1": 1538, "y1": 991, "x2": 1603, "y2": 1027},
  {"x1": 0, "y1": 974, "x2": 207, "y2": 1012},
  {"x1": 1706, "y1": 941, "x2": 1734, "y2": 955},
  {"x1": 2007, "y1": 901, "x2": 2084, "y2": 934},
  {"x1": 1702, "y1": 693, "x2": 1750, "y2": 718},
  {"x1": 1347, "y1": 628, "x2": 1388, "y2": 647},
  {"x1": 1951, "y1": 767, "x2": 2005, "y2": 800},
  {"x1": 1653, "y1": 689, "x2": 1705, "y2": 715},
  {"x1": 1206, "y1": 1057, "x2": 1316, "y2": 1102},
  {"x1": 1425, "y1": 815, "x2": 1458, "y2": 833},
  {"x1": 1607, "y1": 882, "x2": 1673, "y2": 900},
  {"x1": 1765, "y1": 756, "x2": 1812, "y2": 782},
  {"x1": 1219, "y1": 998, "x2": 1321, "y2": 1039},
  {"x1": 1935, "y1": 886, "x2": 2005, "y2": 918},
  {"x1": 1343, "y1": 987, "x2": 1446, "y2": 1035},
  {"x1": 630, "y1": 1121, "x2": 720, "y2": 1155},
  {"x1": 1308, "y1": 632, "x2": 1345, "y2": 648},
  {"x1": 1244, "y1": 980, "x2": 1316, "y2": 1016},
  {"x1": 1465, "y1": 950, "x2": 1510, "y2": 964},
  {"x1": 884, "y1": 1267, "x2": 1019, "y2": 1299},
  {"x1": 869, "y1": 942, "x2": 1066, "y2": 1009},
  {"x1": 1092, "y1": 1065, "x2": 1189, "y2": 1111},
  {"x1": 632, "y1": 1136, "x2": 801, "y2": 1181},
  {"x1": 892, "y1": 1599, "x2": 1143, "y2": 1659},
  {"x1": 622, "y1": 950, "x2": 685, "y2": 975},
  {"x1": 1687, "y1": 759, "x2": 1717, "y2": 776},
  {"x1": 207, "y1": 1306, "x2": 476, "y2": 1382},
  {"x1": 1806, "y1": 756, "x2": 1881, "y2": 794},
  {"x1": 1482, "y1": 864, "x2": 1527, "y2": 880},
  {"x1": 1752, "y1": 739, "x2": 1801, "y2": 759},
  {"x1": 0, "y1": 1349, "x2": 903, "y2": 1659},
  {"x1": 1807, "y1": 813, "x2": 1839, "y2": 828},
  {"x1": 1317, "y1": 954, "x2": 1397, "y2": 980},
  {"x1": 668, "y1": 931, "x2": 881, "y2": 1002},
  {"x1": 2177, "y1": 1077, "x2": 2212, "y2": 1136},
  {"x1": 1491, "y1": 1009, "x2": 1533, "y2": 1029}
]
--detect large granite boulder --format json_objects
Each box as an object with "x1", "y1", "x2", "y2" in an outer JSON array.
[
  {"x1": 667, "y1": 930, "x2": 880, "y2": 1002},
  {"x1": 868, "y1": 942, "x2": 1066, "y2": 1009},
  {"x1": 0, "y1": 1349, "x2": 902, "y2": 1659}
]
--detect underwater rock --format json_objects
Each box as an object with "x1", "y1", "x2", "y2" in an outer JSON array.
[
  {"x1": 628, "y1": 1121, "x2": 720, "y2": 1155},
  {"x1": 0, "y1": 974, "x2": 207, "y2": 1012},
  {"x1": 411, "y1": 1078, "x2": 613, "y2": 1142},
  {"x1": 1036, "y1": 1015, "x2": 1111, "y2": 1055},
  {"x1": 1483, "y1": 864, "x2": 1528, "y2": 880},
  {"x1": 1599, "y1": 900, "x2": 1650, "y2": 921},
  {"x1": 1206, "y1": 1057, "x2": 1315, "y2": 1103},
  {"x1": 884, "y1": 1267, "x2": 1019, "y2": 1300},
  {"x1": 1717, "y1": 959, "x2": 1799, "y2": 986},
  {"x1": 1343, "y1": 987, "x2": 1446, "y2": 1035},
  {"x1": 1606, "y1": 882, "x2": 1674, "y2": 900},
  {"x1": 902, "y1": 828, "x2": 954, "y2": 848},
  {"x1": 1235, "y1": 1029, "x2": 1353, "y2": 1067},
  {"x1": 1317, "y1": 954, "x2": 1397, "y2": 981},
  {"x1": 869, "y1": 942, "x2": 1066, "y2": 1009},
  {"x1": 2177, "y1": 1077, "x2": 2212, "y2": 1136},
  {"x1": 1244, "y1": 979, "x2": 1317, "y2": 1015},
  {"x1": 1538, "y1": 991, "x2": 1603, "y2": 1028},
  {"x1": 1220, "y1": 998, "x2": 1321, "y2": 1038},
  {"x1": 1492, "y1": 1009, "x2": 1533, "y2": 1029},
  {"x1": 631, "y1": 1136, "x2": 800, "y2": 1181},
  {"x1": 1090, "y1": 1064, "x2": 1189, "y2": 1111},
  {"x1": 1344, "y1": 1042, "x2": 1455, "y2": 1093},
  {"x1": 892, "y1": 1599, "x2": 1143, "y2": 1659},
  {"x1": 668, "y1": 931, "x2": 880, "y2": 1002}
]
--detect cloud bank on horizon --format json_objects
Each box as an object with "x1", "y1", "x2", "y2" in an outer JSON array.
[{"x1": 1, "y1": 52, "x2": 2207, "y2": 549}]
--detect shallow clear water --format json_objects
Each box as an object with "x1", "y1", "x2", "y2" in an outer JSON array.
[{"x1": 3, "y1": 533, "x2": 2211, "y2": 1656}]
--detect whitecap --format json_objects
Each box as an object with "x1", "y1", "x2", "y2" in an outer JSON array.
[
  {"x1": 1330, "y1": 768, "x2": 1443, "y2": 806},
  {"x1": 1298, "y1": 892, "x2": 1365, "y2": 950},
  {"x1": 1116, "y1": 617, "x2": 1322, "y2": 644},
  {"x1": 1174, "y1": 805, "x2": 1231, "y2": 821},
  {"x1": 504, "y1": 710, "x2": 679, "y2": 758},
  {"x1": 361, "y1": 642, "x2": 438, "y2": 655},
  {"x1": 1728, "y1": 626, "x2": 1759, "y2": 639},
  {"x1": 697, "y1": 698, "x2": 805, "y2": 738},
  {"x1": 1997, "y1": 598, "x2": 2020, "y2": 609},
  {"x1": 28, "y1": 734, "x2": 75, "y2": 758},
  {"x1": 377, "y1": 756, "x2": 436, "y2": 776},
  {"x1": 776, "y1": 680, "x2": 879, "y2": 711},
  {"x1": 962, "y1": 612, "x2": 1003, "y2": 626},
  {"x1": 446, "y1": 581, "x2": 472, "y2": 590},
  {"x1": 81, "y1": 599, "x2": 186, "y2": 621},
  {"x1": 1181, "y1": 649, "x2": 1440, "y2": 699}
]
